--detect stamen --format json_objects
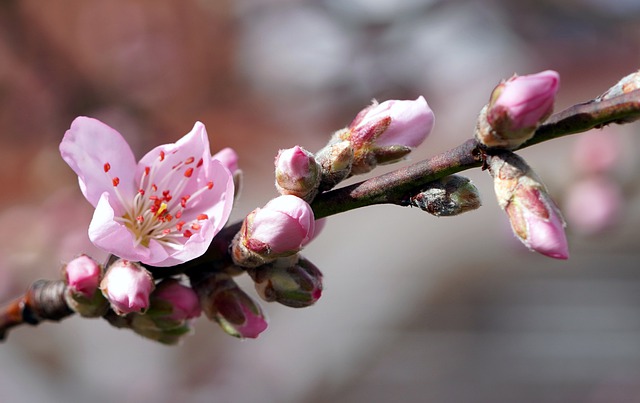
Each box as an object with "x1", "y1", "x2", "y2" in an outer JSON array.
[
  {"x1": 197, "y1": 214, "x2": 208, "y2": 220},
  {"x1": 185, "y1": 156, "x2": 195, "y2": 164},
  {"x1": 104, "y1": 163, "x2": 111, "y2": 172},
  {"x1": 112, "y1": 177, "x2": 120, "y2": 187},
  {"x1": 184, "y1": 168, "x2": 194, "y2": 178}
]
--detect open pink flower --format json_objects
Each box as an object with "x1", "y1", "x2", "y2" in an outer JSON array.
[{"x1": 60, "y1": 117, "x2": 235, "y2": 267}]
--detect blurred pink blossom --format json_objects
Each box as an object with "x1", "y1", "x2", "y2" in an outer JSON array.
[
  {"x1": 572, "y1": 129, "x2": 621, "y2": 175},
  {"x1": 564, "y1": 176, "x2": 623, "y2": 235}
]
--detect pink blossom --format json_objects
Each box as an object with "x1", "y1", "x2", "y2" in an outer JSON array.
[
  {"x1": 244, "y1": 195, "x2": 315, "y2": 255},
  {"x1": 565, "y1": 177, "x2": 622, "y2": 235},
  {"x1": 60, "y1": 117, "x2": 235, "y2": 267},
  {"x1": 64, "y1": 254, "x2": 102, "y2": 299},
  {"x1": 100, "y1": 259, "x2": 155, "y2": 315},
  {"x1": 152, "y1": 278, "x2": 201, "y2": 321},
  {"x1": 274, "y1": 146, "x2": 321, "y2": 200},
  {"x1": 348, "y1": 96, "x2": 435, "y2": 149},
  {"x1": 488, "y1": 70, "x2": 559, "y2": 132},
  {"x1": 572, "y1": 129, "x2": 621, "y2": 175}
]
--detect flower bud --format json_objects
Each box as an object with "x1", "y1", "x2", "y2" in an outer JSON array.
[
  {"x1": 214, "y1": 147, "x2": 243, "y2": 203},
  {"x1": 196, "y1": 273, "x2": 268, "y2": 339},
  {"x1": 477, "y1": 70, "x2": 559, "y2": 149},
  {"x1": 100, "y1": 259, "x2": 155, "y2": 315},
  {"x1": 315, "y1": 136, "x2": 354, "y2": 191},
  {"x1": 232, "y1": 195, "x2": 315, "y2": 268},
  {"x1": 63, "y1": 255, "x2": 109, "y2": 317},
  {"x1": 64, "y1": 254, "x2": 102, "y2": 299},
  {"x1": 127, "y1": 278, "x2": 201, "y2": 344},
  {"x1": 407, "y1": 175, "x2": 481, "y2": 216},
  {"x1": 346, "y1": 97, "x2": 435, "y2": 174},
  {"x1": 275, "y1": 146, "x2": 322, "y2": 201},
  {"x1": 598, "y1": 69, "x2": 640, "y2": 101},
  {"x1": 488, "y1": 151, "x2": 569, "y2": 259},
  {"x1": 248, "y1": 255, "x2": 323, "y2": 308},
  {"x1": 149, "y1": 278, "x2": 201, "y2": 324}
]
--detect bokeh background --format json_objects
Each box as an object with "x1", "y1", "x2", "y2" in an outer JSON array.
[{"x1": 1, "y1": 1, "x2": 640, "y2": 402}]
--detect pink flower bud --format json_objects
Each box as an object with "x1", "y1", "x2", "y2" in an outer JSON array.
[
  {"x1": 249, "y1": 256, "x2": 323, "y2": 308},
  {"x1": 197, "y1": 274, "x2": 268, "y2": 339},
  {"x1": 213, "y1": 147, "x2": 239, "y2": 174},
  {"x1": 233, "y1": 195, "x2": 315, "y2": 267},
  {"x1": 488, "y1": 151, "x2": 569, "y2": 259},
  {"x1": 274, "y1": 146, "x2": 321, "y2": 200},
  {"x1": 346, "y1": 97, "x2": 435, "y2": 174},
  {"x1": 349, "y1": 96, "x2": 435, "y2": 148},
  {"x1": 477, "y1": 70, "x2": 559, "y2": 148},
  {"x1": 100, "y1": 259, "x2": 155, "y2": 315},
  {"x1": 64, "y1": 254, "x2": 102, "y2": 299},
  {"x1": 152, "y1": 278, "x2": 201, "y2": 322},
  {"x1": 564, "y1": 176, "x2": 622, "y2": 236}
]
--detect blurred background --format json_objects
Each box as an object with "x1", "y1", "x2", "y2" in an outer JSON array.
[{"x1": 1, "y1": 0, "x2": 640, "y2": 402}]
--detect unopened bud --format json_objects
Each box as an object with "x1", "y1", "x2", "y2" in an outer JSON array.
[
  {"x1": 232, "y1": 195, "x2": 315, "y2": 268},
  {"x1": 275, "y1": 146, "x2": 322, "y2": 201},
  {"x1": 100, "y1": 259, "x2": 155, "y2": 315},
  {"x1": 477, "y1": 70, "x2": 559, "y2": 149},
  {"x1": 248, "y1": 255, "x2": 323, "y2": 308},
  {"x1": 63, "y1": 255, "x2": 109, "y2": 317},
  {"x1": 196, "y1": 273, "x2": 268, "y2": 339},
  {"x1": 346, "y1": 97, "x2": 435, "y2": 174},
  {"x1": 598, "y1": 69, "x2": 640, "y2": 101},
  {"x1": 407, "y1": 175, "x2": 481, "y2": 216},
  {"x1": 488, "y1": 151, "x2": 569, "y2": 259}
]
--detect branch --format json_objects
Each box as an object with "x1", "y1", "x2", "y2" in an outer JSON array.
[{"x1": 310, "y1": 89, "x2": 640, "y2": 219}]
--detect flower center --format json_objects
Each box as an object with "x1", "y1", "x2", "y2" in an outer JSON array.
[{"x1": 104, "y1": 150, "x2": 214, "y2": 248}]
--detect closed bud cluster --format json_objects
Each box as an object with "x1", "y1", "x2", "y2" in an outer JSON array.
[
  {"x1": 476, "y1": 70, "x2": 559, "y2": 149},
  {"x1": 487, "y1": 151, "x2": 569, "y2": 259},
  {"x1": 232, "y1": 195, "x2": 315, "y2": 268},
  {"x1": 100, "y1": 259, "x2": 155, "y2": 315},
  {"x1": 63, "y1": 255, "x2": 108, "y2": 317},
  {"x1": 275, "y1": 146, "x2": 322, "y2": 201},
  {"x1": 130, "y1": 278, "x2": 201, "y2": 345},
  {"x1": 196, "y1": 273, "x2": 268, "y2": 339},
  {"x1": 408, "y1": 175, "x2": 481, "y2": 216},
  {"x1": 248, "y1": 255, "x2": 323, "y2": 308}
]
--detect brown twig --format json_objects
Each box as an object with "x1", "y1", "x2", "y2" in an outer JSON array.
[{"x1": 1, "y1": 87, "x2": 639, "y2": 342}]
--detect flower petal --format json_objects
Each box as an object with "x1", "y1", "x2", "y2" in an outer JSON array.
[
  {"x1": 60, "y1": 117, "x2": 137, "y2": 211},
  {"x1": 89, "y1": 192, "x2": 168, "y2": 263}
]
